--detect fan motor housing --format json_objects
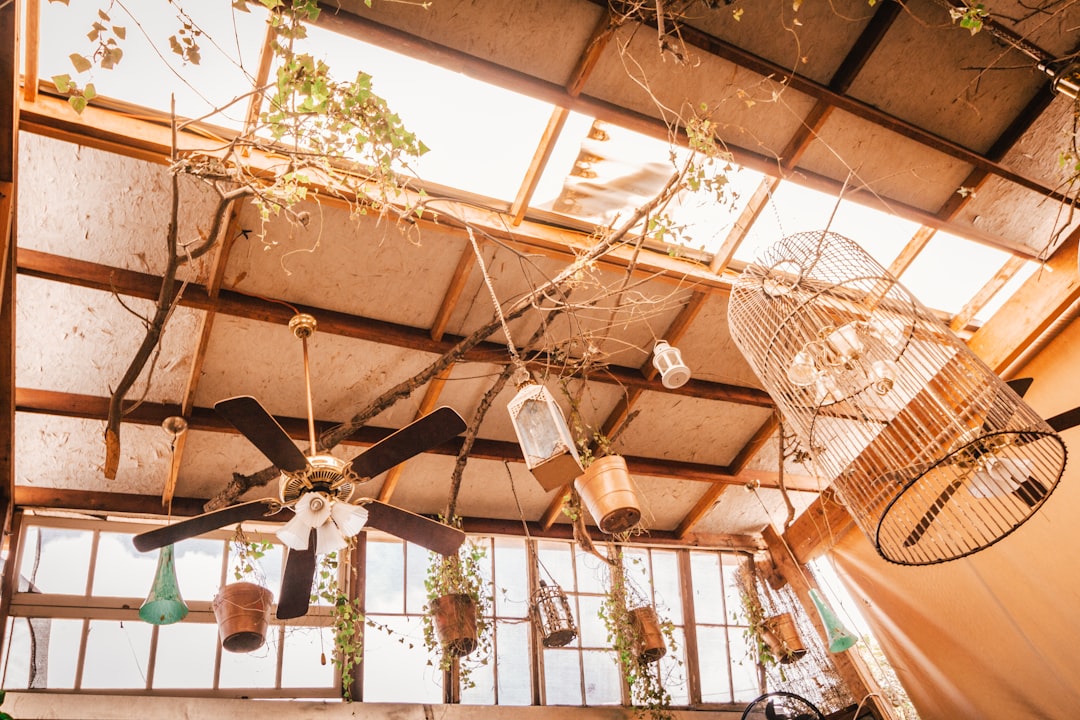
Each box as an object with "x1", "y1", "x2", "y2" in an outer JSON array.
[{"x1": 279, "y1": 454, "x2": 358, "y2": 505}]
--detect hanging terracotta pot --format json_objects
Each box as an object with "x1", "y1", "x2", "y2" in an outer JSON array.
[
  {"x1": 762, "y1": 612, "x2": 807, "y2": 664},
  {"x1": 575, "y1": 455, "x2": 641, "y2": 534},
  {"x1": 630, "y1": 605, "x2": 666, "y2": 664},
  {"x1": 212, "y1": 581, "x2": 273, "y2": 653},
  {"x1": 430, "y1": 593, "x2": 479, "y2": 657}
]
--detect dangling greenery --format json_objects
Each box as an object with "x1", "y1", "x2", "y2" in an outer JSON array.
[
  {"x1": 421, "y1": 521, "x2": 492, "y2": 691},
  {"x1": 309, "y1": 549, "x2": 365, "y2": 702}
]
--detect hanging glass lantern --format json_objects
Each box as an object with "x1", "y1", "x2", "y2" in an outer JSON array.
[
  {"x1": 507, "y1": 369, "x2": 583, "y2": 491},
  {"x1": 531, "y1": 579, "x2": 578, "y2": 648}
]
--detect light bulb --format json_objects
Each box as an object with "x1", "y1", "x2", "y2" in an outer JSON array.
[
  {"x1": 814, "y1": 374, "x2": 843, "y2": 405},
  {"x1": 826, "y1": 322, "x2": 864, "y2": 361},
  {"x1": 787, "y1": 351, "x2": 819, "y2": 386},
  {"x1": 870, "y1": 360, "x2": 898, "y2": 395}
]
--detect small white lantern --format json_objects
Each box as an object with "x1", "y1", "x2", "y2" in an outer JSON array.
[
  {"x1": 651, "y1": 340, "x2": 691, "y2": 389},
  {"x1": 507, "y1": 374, "x2": 583, "y2": 491}
]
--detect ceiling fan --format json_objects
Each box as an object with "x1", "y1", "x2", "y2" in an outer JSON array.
[
  {"x1": 133, "y1": 313, "x2": 468, "y2": 619},
  {"x1": 903, "y1": 377, "x2": 1079, "y2": 548}
]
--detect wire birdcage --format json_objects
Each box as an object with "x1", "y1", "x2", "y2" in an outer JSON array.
[
  {"x1": 728, "y1": 230, "x2": 1066, "y2": 565},
  {"x1": 531, "y1": 579, "x2": 578, "y2": 648}
]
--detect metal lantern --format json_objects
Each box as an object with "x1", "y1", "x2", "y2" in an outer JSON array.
[
  {"x1": 507, "y1": 372, "x2": 584, "y2": 492},
  {"x1": 531, "y1": 579, "x2": 578, "y2": 647},
  {"x1": 728, "y1": 230, "x2": 1066, "y2": 565},
  {"x1": 651, "y1": 340, "x2": 691, "y2": 389}
]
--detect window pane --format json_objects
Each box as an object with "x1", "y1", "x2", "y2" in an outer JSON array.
[
  {"x1": 460, "y1": 647, "x2": 495, "y2": 705},
  {"x1": 362, "y1": 615, "x2": 441, "y2": 702},
  {"x1": 582, "y1": 649, "x2": 621, "y2": 705},
  {"x1": 494, "y1": 619, "x2": 532, "y2": 705},
  {"x1": 2, "y1": 617, "x2": 81, "y2": 689},
  {"x1": 577, "y1": 595, "x2": 607, "y2": 648},
  {"x1": 366, "y1": 537, "x2": 405, "y2": 614},
  {"x1": 651, "y1": 550, "x2": 682, "y2": 624},
  {"x1": 661, "y1": 626, "x2": 689, "y2": 705},
  {"x1": 218, "y1": 631, "x2": 279, "y2": 688},
  {"x1": 281, "y1": 625, "x2": 335, "y2": 688},
  {"x1": 92, "y1": 532, "x2": 158, "y2": 597},
  {"x1": 153, "y1": 622, "x2": 218, "y2": 688},
  {"x1": 406, "y1": 542, "x2": 431, "y2": 615},
  {"x1": 543, "y1": 648, "x2": 582, "y2": 705},
  {"x1": 82, "y1": 619, "x2": 152, "y2": 688},
  {"x1": 19, "y1": 527, "x2": 91, "y2": 594},
  {"x1": 493, "y1": 537, "x2": 529, "y2": 618},
  {"x1": 691, "y1": 552, "x2": 726, "y2": 625},
  {"x1": 697, "y1": 625, "x2": 733, "y2": 703},
  {"x1": 723, "y1": 556, "x2": 747, "y2": 625},
  {"x1": 729, "y1": 627, "x2": 761, "y2": 703},
  {"x1": 575, "y1": 550, "x2": 610, "y2": 595},
  {"x1": 174, "y1": 539, "x2": 227, "y2": 602},
  {"x1": 537, "y1": 540, "x2": 575, "y2": 590}
]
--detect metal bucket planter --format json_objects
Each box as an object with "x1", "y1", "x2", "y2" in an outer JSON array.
[
  {"x1": 630, "y1": 605, "x2": 667, "y2": 664},
  {"x1": 212, "y1": 581, "x2": 273, "y2": 653},
  {"x1": 575, "y1": 455, "x2": 641, "y2": 534},
  {"x1": 763, "y1": 612, "x2": 807, "y2": 664},
  {"x1": 431, "y1": 592, "x2": 479, "y2": 657}
]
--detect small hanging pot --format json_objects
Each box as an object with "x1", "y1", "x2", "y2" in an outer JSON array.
[
  {"x1": 430, "y1": 593, "x2": 479, "y2": 657},
  {"x1": 762, "y1": 612, "x2": 807, "y2": 664},
  {"x1": 575, "y1": 455, "x2": 641, "y2": 534},
  {"x1": 212, "y1": 581, "x2": 273, "y2": 653},
  {"x1": 630, "y1": 605, "x2": 666, "y2": 664}
]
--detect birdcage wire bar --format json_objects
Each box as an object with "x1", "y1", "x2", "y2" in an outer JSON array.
[{"x1": 727, "y1": 230, "x2": 1066, "y2": 565}]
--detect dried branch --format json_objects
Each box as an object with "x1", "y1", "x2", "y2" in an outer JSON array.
[{"x1": 204, "y1": 170, "x2": 685, "y2": 510}]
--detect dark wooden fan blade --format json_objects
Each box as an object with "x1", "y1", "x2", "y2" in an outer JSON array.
[
  {"x1": 215, "y1": 396, "x2": 310, "y2": 473},
  {"x1": 364, "y1": 500, "x2": 465, "y2": 556},
  {"x1": 1013, "y1": 477, "x2": 1049, "y2": 508},
  {"x1": 1046, "y1": 405, "x2": 1080, "y2": 433},
  {"x1": 1006, "y1": 377, "x2": 1033, "y2": 397},
  {"x1": 903, "y1": 481, "x2": 962, "y2": 548},
  {"x1": 765, "y1": 701, "x2": 779, "y2": 720},
  {"x1": 346, "y1": 406, "x2": 466, "y2": 479},
  {"x1": 276, "y1": 529, "x2": 317, "y2": 620},
  {"x1": 132, "y1": 499, "x2": 280, "y2": 552}
]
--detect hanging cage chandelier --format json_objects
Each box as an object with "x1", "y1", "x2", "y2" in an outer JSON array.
[{"x1": 728, "y1": 230, "x2": 1066, "y2": 565}]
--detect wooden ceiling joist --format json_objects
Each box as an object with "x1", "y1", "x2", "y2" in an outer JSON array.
[
  {"x1": 14, "y1": 387, "x2": 815, "y2": 491},
  {"x1": 16, "y1": 248, "x2": 773, "y2": 407}
]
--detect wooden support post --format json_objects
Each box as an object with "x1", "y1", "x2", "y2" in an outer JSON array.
[{"x1": 760, "y1": 524, "x2": 894, "y2": 720}]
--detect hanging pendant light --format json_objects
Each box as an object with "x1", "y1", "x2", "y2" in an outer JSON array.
[
  {"x1": 728, "y1": 231, "x2": 1066, "y2": 565},
  {"x1": 507, "y1": 366, "x2": 584, "y2": 491},
  {"x1": 808, "y1": 588, "x2": 857, "y2": 653},
  {"x1": 277, "y1": 492, "x2": 368, "y2": 552},
  {"x1": 651, "y1": 340, "x2": 691, "y2": 389},
  {"x1": 531, "y1": 579, "x2": 578, "y2": 648},
  {"x1": 139, "y1": 544, "x2": 189, "y2": 625}
]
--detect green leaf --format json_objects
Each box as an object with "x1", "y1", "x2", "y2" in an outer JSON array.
[
  {"x1": 69, "y1": 95, "x2": 88, "y2": 114},
  {"x1": 69, "y1": 53, "x2": 92, "y2": 73},
  {"x1": 113, "y1": 25, "x2": 127, "y2": 40},
  {"x1": 84, "y1": 83, "x2": 97, "y2": 100},
  {"x1": 53, "y1": 73, "x2": 72, "y2": 93}
]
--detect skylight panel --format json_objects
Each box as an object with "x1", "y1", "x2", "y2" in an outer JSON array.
[
  {"x1": 737, "y1": 182, "x2": 918, "y2": 270},
  {"x1": 36, "y1": 0, "x2": 268, "y2": 128},
  {"x1": 283, "y1": 23, "x2": 556, "y2": 204},
  {"x1": 533, "y1": 114, "x2": 764, "y2": 257},
  {"x1": 899, "y1": 230, "x2": 1015, "y2": 316}
]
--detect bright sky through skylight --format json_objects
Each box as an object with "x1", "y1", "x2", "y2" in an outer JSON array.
[
  {"x1": 288, "y1": 23, "x2": 557, "y2": 204},
  {"x1": 31, "y1": 0, "x2": 1016, "y2": 319},
  {"x1": 37, "y1": 1, "x2": 269, "y2": 126}
]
